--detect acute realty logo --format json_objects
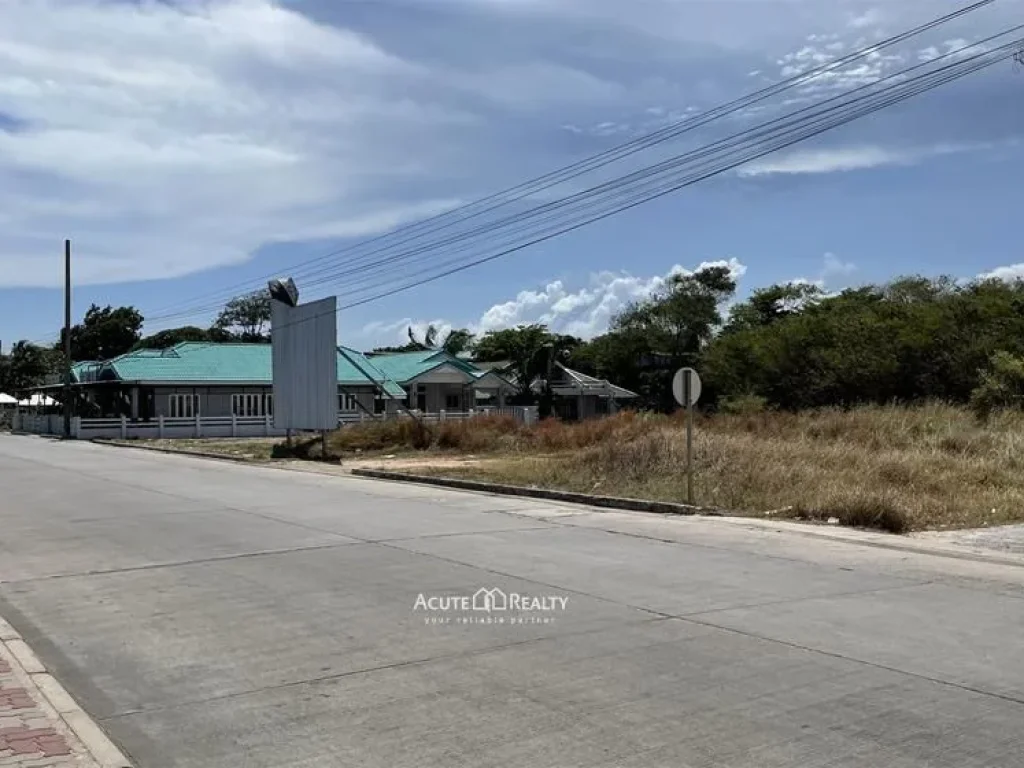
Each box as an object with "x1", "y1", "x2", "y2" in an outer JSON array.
[{"x1": 413, "y1": 587, "x2": 569, "y2": 625}]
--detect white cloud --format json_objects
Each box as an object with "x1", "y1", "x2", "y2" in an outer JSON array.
[
  {"x1": 738, "y1": 142, "x2": 989, "y2": 177},
  {"x1": 360, "y1": 317, "x2": 455, "y2": 348},
  {"x1": 978, "y1": 264, "x2": 1024, "y2": 282},
  {"x1": 848, "y1": 9, "x2": 882, "y2": 30},
  {"x1": 1, "y1": 0, "x2": 1016, "y2": 294},
  {"x1": 362, "y1": 258, "x2": 748, "y2": 347},
  {"x1": 740, "y1": 146, "x2": 913, "y2": 175},
  {"x1": 822, "y1": 252, "x2": 857, "y2": 280},
  {"x1": 791, "y1": 252, "x2": 858, "y2": 290},
  {"x1": 0, "y1": 0, "x2": 485, "y2": 288}
]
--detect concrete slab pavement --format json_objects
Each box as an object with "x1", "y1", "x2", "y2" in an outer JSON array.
[{"x1": 1, "y1": 434, "x2": 1023, "y2": 767}]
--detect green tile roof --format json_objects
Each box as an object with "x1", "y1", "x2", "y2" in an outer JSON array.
[
  {"x1": 71, "y1": 361, "x2": 102, "y2": 383},
  {"x1": 102, "y1": 342, "x2": 405, "y2": 397},
  {"x1": 367, "y1": 350, "x2": 489, "y2": 383},
  {"x1": 366, "y1": 350, "x2": 444, "y2": 383}
]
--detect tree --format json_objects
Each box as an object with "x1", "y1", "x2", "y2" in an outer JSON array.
[
  {"x1": 582, "y1": 266, "x2": 738, "y2": 410},
  {"x1": 970, "y1": 351, "x2": 1024, "y2": 420},
  {"x1": 615, "y1": 266, "x2": 737, "y2": 361},
  {"x1": 724, "y1": 282, "x2": 823, "y2": 333},
  {"x1": 214, "y1": 292, "x2": 271, "y2": 342},
  {"x1": 402, "y1": 325, "x2": 476, "y2": 355},
  {"x1": 133, "y1": 326, "x2": 230, "y2": 351},
  {"x1": 701, "y1": 274, "x2": 1024, "y2": 411},
  {"x1": 440, "y1": 328, "x2": 475, "y2": 356},
  {"x1": 64, "y1": 304, "x2": 144, "y2": 362},
  {"x1": 474, "y1": 324, "x2": 581, "y2": 402},
  {"x1": 0, "y1": 341, "x2": 50, "y2": 393}
]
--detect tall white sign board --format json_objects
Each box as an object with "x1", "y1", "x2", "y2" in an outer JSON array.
[{"x1": 272, "y1": 296, "x2": 338, "y2": 431}]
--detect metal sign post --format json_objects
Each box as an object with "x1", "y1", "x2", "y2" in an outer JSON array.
[
  {"x1": 685, "y1": 371, "x2": 693, "y2": 505},
  {"x1": 672, "y1": 367, "x2": 702, "y2": 506}
]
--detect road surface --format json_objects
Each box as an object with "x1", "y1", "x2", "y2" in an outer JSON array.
[{"x1": 1, "y1": 434, "x2": 1022, "y2": 767}]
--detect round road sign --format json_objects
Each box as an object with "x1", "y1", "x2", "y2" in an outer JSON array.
[{"x1": 672, "y1": 368, "x2": 702, "y2": 407}]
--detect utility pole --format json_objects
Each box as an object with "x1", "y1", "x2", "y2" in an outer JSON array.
[{"x1": 63, "y1": 239, "x2": 72, "y2": 439}]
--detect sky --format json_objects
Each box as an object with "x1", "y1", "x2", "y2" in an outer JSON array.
[{"x1": 0, "y1": 0, "x2": 1022, "y2": 351}]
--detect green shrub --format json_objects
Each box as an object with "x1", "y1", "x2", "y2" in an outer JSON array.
[
  {"x1": 717, "y1": 393, "x2": 769, "y2": 415},
  {"x1": 970, "y1": 352, "x2": 1024, "y2": 420}
]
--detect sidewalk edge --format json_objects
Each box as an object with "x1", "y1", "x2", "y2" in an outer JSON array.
[
  {"x1": 349, "y1": 467, "x2": 714, "y2": 516},
  {"x1": 0, "y1": 619, "x2": 133, "y2": 768}
]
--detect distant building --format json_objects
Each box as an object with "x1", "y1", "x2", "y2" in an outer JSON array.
[
  {"x1": 59, "y1": 342, "x2": 514, "y2": 421},
  {"x1": 39, "y1": 342, "x2": 635, "y2": 422}
]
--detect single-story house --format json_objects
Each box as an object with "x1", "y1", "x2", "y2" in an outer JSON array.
[
  {"x1": 432, "y1": 358, "x2": 639, "y2": 420},
  {"x1": 66, "y1": 342, "x2": 404, "y2": 420},
  {"x1": 534, "y1": 362, "x2": 639, "y2": 420},
  {"x1": 59, "y1": 342, "x2": 517, "y2": 421},
  {"x1": 365, "y1": 350, "x2": 516, "y2": 414},
  {"x1": 32, "y1": 342, "x2": 630, "y2": 423}
]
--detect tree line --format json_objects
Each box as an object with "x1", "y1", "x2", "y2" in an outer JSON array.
[
  {"x1": 6, "y1": 273, "x2": 1024, "y2": 417},
  {"x1": 375, "y1": 267, "x2": 1024, "y2": 416}
]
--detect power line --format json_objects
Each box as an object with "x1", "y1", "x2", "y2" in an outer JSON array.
[
  {"x1": 286, "y1": 27, "x2": 1024, "y2": 300},
  {"x1": 139, "y1": 0, "x2": 995, "y2": 327},
  {"x1": 334, "y1": 42, "x2": 1021, "y2": 310},
  {"x1": 204, "y1": 32, "x2": 1023, "y2": 340}
]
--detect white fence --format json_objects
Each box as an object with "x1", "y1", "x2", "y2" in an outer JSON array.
[
  {"x1": 404, "y1": 406, "x2": 538, "y2": 424},
  {"x1": 13, "y1": 405, "x2": 538, "y2": 440}
]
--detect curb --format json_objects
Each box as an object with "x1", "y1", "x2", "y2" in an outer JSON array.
[
  {"x1": 93, "y1": 440, "x2": 344, "y2": 472},
  {"x1": 93, "y1": 439, "x2": 258, "y2": 465},
  {"x1": 350, "y1": 470, "x2": 1024, "y2": 568},
  {"x1": 0, "y1": 616, "x2": 132, "y2": 768},
  {"x1": 349, "y1": 468, "x2": 718, "y2": 516}
]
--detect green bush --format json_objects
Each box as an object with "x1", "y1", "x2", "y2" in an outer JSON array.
[
  {"x1": 970, "y1": 352, "x2": 1024, "y2": 420},
  {"x1": 717, "y1": 393, "x2": 769, "y2": 415}
]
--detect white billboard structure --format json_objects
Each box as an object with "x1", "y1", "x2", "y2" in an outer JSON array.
[{"x1": 271, "y1": 294, "x2": 338, "y2": 431}]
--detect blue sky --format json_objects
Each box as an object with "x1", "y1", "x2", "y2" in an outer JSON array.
[{"x1": 0, "y1": 0, "x2": 1022, "y2": 351}]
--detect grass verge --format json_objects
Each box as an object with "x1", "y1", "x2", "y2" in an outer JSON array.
[{"x1": 298, "y1": 405, "x2": 1024, "y2": 533}]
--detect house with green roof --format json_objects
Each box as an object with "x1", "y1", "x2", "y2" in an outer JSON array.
[
  {"x1": 366, "y1": 349, "x2": 516, "y2": 413},
  {"x1": 68, "y1": 342, "x2": 516, "y2": 421},
  {"x1": 69, "y1": 342, "x2": 405, "y2": 421}
]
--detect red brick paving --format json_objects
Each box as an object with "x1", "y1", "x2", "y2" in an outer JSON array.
[{"x1": 0, "y1": 640, "x2": 95, "y2": 766}]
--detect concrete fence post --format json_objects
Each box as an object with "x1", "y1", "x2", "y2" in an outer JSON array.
[
  {"x1": 440, "y1": 409, "x2": 446, "y2": 421},
  {"x1": 194, "y1": 412, "x2": 202, "y2": 438},
  {"x1": 120, "y1": 415, "x2": 128, "y2": 439},
  {"x1": 264, "y1": 412, "x2": 271, "y2": 437},
  {"x1": 71, "y1": 416, "x2": 81, "y2": 439},
  {"x1": 158, "y1": 415, "x2": 165, "y2": 439},
  {"x1": 231, "y1": 413, "x2": 238, "y2": 438}
]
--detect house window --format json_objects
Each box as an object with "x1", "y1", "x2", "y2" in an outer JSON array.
[
  {"x1": 445, "y1": 393, "x2": 461, "y2": 410},
  {"x1": 168, "y1": 394, "x2": 199, "y2": 418},
  {"x1": 232, "y1": 394, "x2": 270, "y2": 417},
  {"x1": 338, "y1": 393, "x2": 359, "y2": 412}
]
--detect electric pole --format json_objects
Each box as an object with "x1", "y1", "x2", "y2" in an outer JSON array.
[{"x1": 63, "y1": 239, "x2": 72, "y2": 439}]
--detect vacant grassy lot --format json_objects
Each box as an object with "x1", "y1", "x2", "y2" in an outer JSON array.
[{"x1": 298, "y1": 404, "x2": 1024, "y2": 533}]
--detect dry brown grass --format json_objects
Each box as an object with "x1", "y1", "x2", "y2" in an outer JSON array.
[{"x1": 314, "y1": 404, "x2": 1024, "y2": 533}]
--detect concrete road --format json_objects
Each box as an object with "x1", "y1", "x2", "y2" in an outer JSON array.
[{"x1": 1, "y1": 434, "x2": 1023, "y2": 768}]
